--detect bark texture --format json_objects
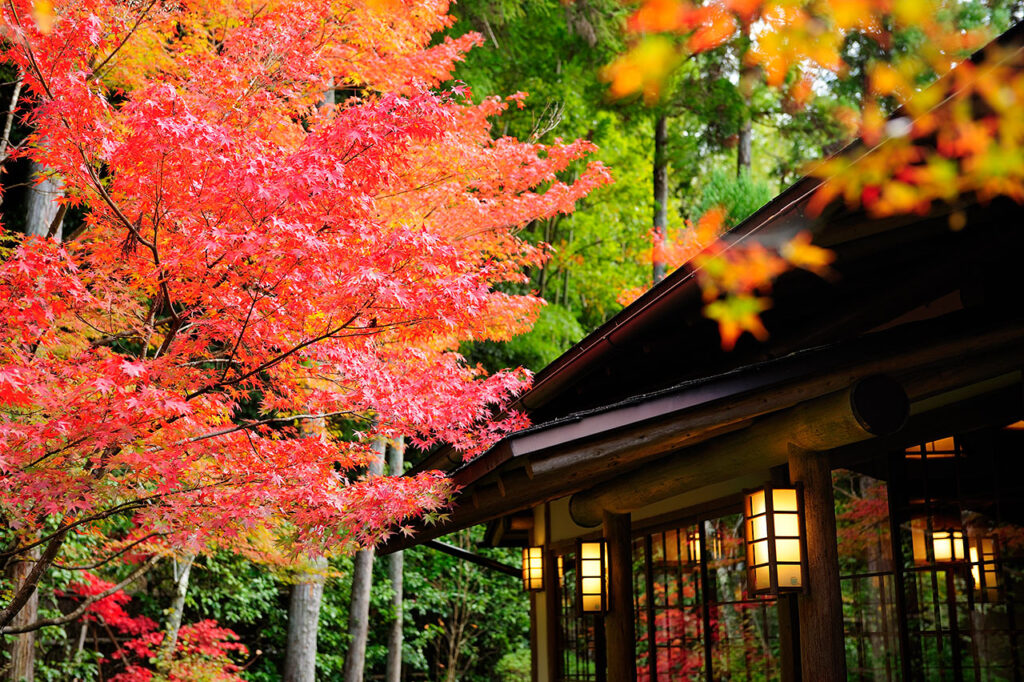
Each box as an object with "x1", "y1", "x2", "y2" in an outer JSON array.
[
  {"x1": 342, "y1": 437, "x2": 387, "y2": 682},
  {"x1": 5, "y1": 547, "x2": 39, "y2": 682},
  {"x1": 157, "y1": 553, "x2": 195, "y2": 674},
  {"x1": 652, "y1": 114, "x2": 668, "y2": 285},
  {"x1": 737, "y1": 25, "x2": 754, "y2": 176},
  {"x1": 284, "y1": 557, "x2": 329, "y2": 682},
  {"x1": 25, "y1": 160, "x2": 63, "y2": 240},
  {"x1": 385, "y1": 437, "x2": 405, "y2": 682}
]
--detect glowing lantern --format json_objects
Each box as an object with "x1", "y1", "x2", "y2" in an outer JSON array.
[
  {"x1": 910, "y1": 517, "x2": 967, "y2": 565},
  {"x1": 522, "y1": 546, "x2": 544, "y2": 591},
  {"x1": 969, "y1": 535, "x2": 999, "y2": 601},
  {"x1": 686, "y1": 527, "x2": 722, "y2": 564},
  {"x1": 744, "y1": 486, "x2": 806, "y2": 595},
  {"x1": 576, "y1": 540, "x2": 608, "y2": 613}
]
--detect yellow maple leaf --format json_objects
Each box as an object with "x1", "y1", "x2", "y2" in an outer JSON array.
[
  {"x1": 704, "y1": 295, "x2": 771, "y2": 351},
  {"x1": 781, "y1": 231, "x2": 834, "y2": 276},
  {"x1": 31, "y1": 0, "x2": 54, "y2": 33}
]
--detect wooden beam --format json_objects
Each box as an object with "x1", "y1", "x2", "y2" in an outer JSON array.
[
  {"x1": 380, "y1": 324, "x2": 1024, "y2": 554},
  {"x1": 788, "y1": 445, "x2": 846, "y2": 681},
  {"x1": 568, "y1": 377, "x2": 908, "y2": 527},
  {"x1": 423, "y1": 540, "x2": 520, "y2": 578},
  {"x1": 602, "y1": 511, "x2": 636, "y2": 682}
]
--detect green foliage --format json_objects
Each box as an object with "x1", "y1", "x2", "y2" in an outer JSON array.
[
  {"x1": 496, "y1": 648, "x2": 532, "y2": 681},
  {"x1": 400, "y1": 528, "x2": 529, "y2": 681},
  {"x1": 694, "y1": 169, "x2": 774, "y2": 228},
  {"x1": 465, "y1": 302, "x2": 585, "y2": 374}
]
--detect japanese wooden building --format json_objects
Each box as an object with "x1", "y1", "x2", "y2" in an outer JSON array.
[{"x1": 383, "y1": 26, "x2": 1024, "y2": 682}]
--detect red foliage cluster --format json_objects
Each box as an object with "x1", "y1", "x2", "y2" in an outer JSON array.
[
  {"x1": 0, "y1": 0, "x2": 609, "y2": 557},
  {"x1": 63, "y1": 574, "x2": 247, "y2": 681}
]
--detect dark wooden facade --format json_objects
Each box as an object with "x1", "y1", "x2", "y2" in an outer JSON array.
[{"x1": 383, "y1": 26, "x2": 1024, "y2": 682}]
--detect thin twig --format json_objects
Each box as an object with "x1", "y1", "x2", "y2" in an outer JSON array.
[
  {"x1": 1, "y1": 555, "x2": 161, "y2": 635},
  {"x1": 53, "y1": 533, "x2": 165, "y2": 570}
]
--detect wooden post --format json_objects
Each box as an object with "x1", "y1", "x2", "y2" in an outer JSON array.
[
  {"x1": 788, "y1": 445, "x2": 846, "y2": 681},
  {"x1": 530, "y1": 591, "x2": 539, "y2": 682},
  {"x1": 543, "y1": 540, "x2": 560, "y2": 680},
  {"x1": 602, "y1": 511, "x2": 637, "y2": 682}
]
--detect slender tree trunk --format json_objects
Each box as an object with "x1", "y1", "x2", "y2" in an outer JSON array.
[
  {"x1": 5, "y1": 547, "x2": 39, "y2": 682},
  {"x1": 284, "y1": 416, "x2": 331, "y2": 681},
  {"x1": 652, "y1": 114, "x2": 668, "y2": 285},
  {"x1": 284, "y1": 557, "x2": 329, "y2": 682},
  {"x1": 737, "y1": 25, "x2": 754, "y2": 177},
  {"x1": 342, "y1": 437, "x2": 387, "y2": 682},
  {"x1": 25, "y1": 160, "x2": 63, "y2": 240},
  {"x1": 559, "y1": 226, "x2": 573, "y2": 307},
  {"x1": 385, "y1": 437, "x2": 405, "y2": 682},
  {"x1": 156, "y1": 553, "x2": 195, "y2": 674}
]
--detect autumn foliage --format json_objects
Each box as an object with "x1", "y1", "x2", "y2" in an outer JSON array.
[
  {"x1": 607, "y1": 0, "x2": 1024, "y2": 348},
  {"x1": 0, "y1": 0, "x2": 609, "y2": 588}
]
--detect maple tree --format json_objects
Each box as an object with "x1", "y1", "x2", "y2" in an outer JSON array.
[{"x1": 0, "y1": 0, "x2": 609, "y2": 631}]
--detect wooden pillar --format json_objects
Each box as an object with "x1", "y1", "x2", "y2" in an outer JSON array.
[
  {"x1": 543, "y1": 547, "x2": 560, "y2": 681},
  {"x1": 530, "y1": 591, "x2": 539, "y2": 682},
  {"x1": 777, "y1": 594, "x2": 801, "y2": 682},
  {"x1": 788, "y1": 445, "x2": 846, "y2": 681},
  {"x1": 602, "y1": 510, "x2": 637, "y2": 682}
]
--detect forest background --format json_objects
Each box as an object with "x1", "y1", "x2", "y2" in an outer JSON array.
[{"x1": 2, "y1": 0, "x2": 1022, "y2": 680}]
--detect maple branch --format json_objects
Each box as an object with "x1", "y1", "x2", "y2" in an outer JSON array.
[
  {"x1": 7, "y1": 0, "x2": 152, "y2": 249},
  {"x1": 0, "y1": 529, "x2": 68, "y2": 630},
  {"x1": 21, "y1": 435, "x2": 91, "y2": 470},
  {"x1": 185, "y1": 312, "x2": 364, "y2": 400},
  {"x1": 88, "y1": 0, "x2": 160, "y2": 82},
  {"x1": 219, "y1": 273, "x2": 273, "y2": 383},
  {"x1": 374, "y1": 173, "x2": 455, "y2": 200},
  {"x1": 0, "y1": 68, "x2": 23, "y2": 164},
  {"x1": 0, "y1": 493, "x2": 172, "y2": 560},
  {"x1": 53, "y1": 532, "x2": 165, "y2": 570},
  {"x1": 1, "y1": 555, "x2": 161, "y2": 635},
  {"x1": 171, "y1": 410, "x2": 357, "y2": 446}
]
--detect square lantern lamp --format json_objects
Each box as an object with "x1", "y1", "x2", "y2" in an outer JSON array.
[
  {"x1": 576, "y1": 539, "x2": 608, "y2": 613},
  {"x1": 910, "y1": 516, "x2": 967, "y2": 565},
  {"x1": 970, "y1": 535, "x2": 1000, "y2": 602},
  {"x1": 744, "y1": 486, "x2": 806, "y2": 595},
  {"x1": 686, "y1": 526, "x2": 722, "y2": 564},
  {"x1": 522, "y1": 547, "x2": 544, "y2": 592}
]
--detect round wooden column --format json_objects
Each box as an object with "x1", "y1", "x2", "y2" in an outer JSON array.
[
  {"x1": 602, "y1": 510, "x2": 637, "y2": 682},
  {"x1": 788, "y1": 445, "x2": 846, "y2": 681}
]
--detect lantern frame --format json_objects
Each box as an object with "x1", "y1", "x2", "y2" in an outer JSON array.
[
  {"x1": 969, "y1": 534, "x2": 1000, "y2": 602},
  {"x1": 910, "y1": 514, "x2": 968, "y2": 566},
  {"x1": 575, "y1": 539, "x2": 608, "y2": 614},
  {"x1": 521, "y1": 546, "x2": 544, "y2": 592},
  {"x1": 743, "y1": 484, "x2": 808, "y2": 596},
  {"x1": 686, "y1": 525, "x2": 722, "y2": 564}
]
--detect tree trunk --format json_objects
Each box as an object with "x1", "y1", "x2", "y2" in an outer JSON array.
[
  {"x1": 736, "y1": 25, "x2": 754, "y2": 176},
  {"x1": 5, "y1": 547, "x2": 39, "y2": 682},
  {"x1": 652, "y1": 114, "x2": 668, "y2": 285},
  {"x1": 156, "y1": 553, "x2": 195, "y2": 674},
  {"x1": 25, "y1": 160, "x2": 63, "y2": 240},
  {"x1": 385, "y1": 437, "x2": 405, "y2": 682},
  {"x1": 342, "y1": 437, "x2": 387, "y2": 682},
  {"x1": 284, "y1": 556, "x2": 329, "y2": 682}
]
